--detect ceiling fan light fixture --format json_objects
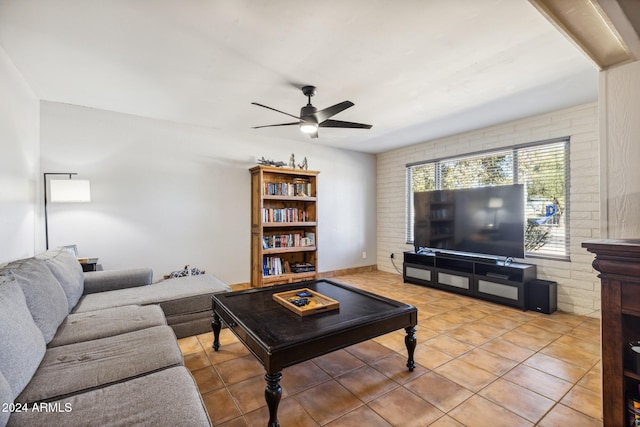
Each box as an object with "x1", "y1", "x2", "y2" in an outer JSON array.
[{"x1": 300, "y1": 122, "x2": 318, "y2": 134}]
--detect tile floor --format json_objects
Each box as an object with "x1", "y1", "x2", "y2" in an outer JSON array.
[{"x1": 178, "y1": 271, "x2": 602, "y2": 426}]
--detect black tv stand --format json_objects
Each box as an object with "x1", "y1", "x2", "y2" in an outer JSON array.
[{"x1": 403, "y1": 250, "x2": 537, "y2": 310}]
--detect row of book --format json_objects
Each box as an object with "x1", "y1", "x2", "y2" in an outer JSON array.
[
  {"x1": 262, "y1": 208, "x2": 311, "y2": 223},
  {"x1": 263, "y1": 257, "x2": 316, "y2": 277},
  {"x1": 263, "y1": 256, "x2": 286, "y2": 276},
  {"x1": 263, "y1": 179, "x2": 312, "y2": 197},
  {"x1": 263, "y1": 232, "x2": 315, "y2": 249}
]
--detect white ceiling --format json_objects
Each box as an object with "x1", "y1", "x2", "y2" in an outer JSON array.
[{"x1": 0, "y1": 0, "x2": 598, "y2": 153}]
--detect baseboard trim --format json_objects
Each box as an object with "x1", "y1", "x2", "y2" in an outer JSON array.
[
  {"x1": 318, "y1": 265, "x2": 378, "y2": 278},
  {"x1": 231, "y1": 265, "x2": 378, "y2": 290}
]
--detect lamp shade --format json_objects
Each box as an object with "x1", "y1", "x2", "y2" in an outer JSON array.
[
  {"x1": 488, "y1": 197, "x2": 503, "y2": 209},
  {"x1": 50, "y1": 179, "x2": 91, "y2": 203}
]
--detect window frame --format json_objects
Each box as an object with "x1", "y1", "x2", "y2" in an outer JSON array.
[{"x1": 406, "y1": 137, "x2": 570, "y2": 260}]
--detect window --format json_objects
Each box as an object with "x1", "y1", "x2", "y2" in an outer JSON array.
[{"x1": 406, "y1": 138, "x2": 569, "y2": 259}]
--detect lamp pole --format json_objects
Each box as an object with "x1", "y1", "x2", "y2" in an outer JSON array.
[{"x1": 43, "y1": 172, "x2": 77, "y2": 250}]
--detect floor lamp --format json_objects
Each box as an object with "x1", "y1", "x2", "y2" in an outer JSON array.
[{"x1": 44, "y1": 172, "x2": 91, "y2": 250}]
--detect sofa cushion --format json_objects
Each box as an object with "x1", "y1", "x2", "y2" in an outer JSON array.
[
  {"x1": 2, "y1": 258, "x2": 69, "y2": 343},
  {"x1": 73, "y1": 273, "x2": 230, "y2": 313},
  {"x1": 0, "y1": 373, "x2": 11, "y2": 427},
  {"x1": 36, "y1": 248, "x2": 84, "y2": 312},
  {"x1": 83, "y1": 268, "x2": 153, "y2": 294},
  {"x1": 48, "y1": 305, "x2": 167, "y2": 348},
  {"x1": 0, "y1": 278, "x2": 46, "y2": 401},
  {"x1": 7, "y1": 367, "x2": 212, "y2": 427},
  {"x1": 17, "y1": 325, "x2": 183, "y2": 403}
]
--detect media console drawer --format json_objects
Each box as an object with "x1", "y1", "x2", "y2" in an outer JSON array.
[
  {"x1": 438, "y1": 272, "x2": 470, "y2": 290},
  {"x1": 405, "y1": 266, "x2": 432, "y2": 282},
  {"x1": 477, "y1": 279, "x2": 519, "y2": 301}
]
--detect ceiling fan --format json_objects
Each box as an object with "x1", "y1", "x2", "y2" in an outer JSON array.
[{"x1": 251, "y1": 85, "x2": 372, "y2": 139}]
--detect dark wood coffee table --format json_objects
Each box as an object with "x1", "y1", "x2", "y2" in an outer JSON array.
[{"x1": 211, "y1": 278, "x2": 418, "y2": 427}]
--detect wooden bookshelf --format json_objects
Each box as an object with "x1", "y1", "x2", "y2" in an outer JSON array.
[{"x1": 250, "y1": 165, "x2": 319, "y2": 288}]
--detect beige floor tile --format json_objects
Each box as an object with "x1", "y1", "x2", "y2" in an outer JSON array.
[
  {"x1": 478, "y1": 378, "x2": 555, "y2": 423},
  {"x1": 502, "y1": 364, "x2": 573, "y2": 401},
  {"x1": 479, "y1": 337, "x2": 535, "y2": 363},
  {"x1": 523, "y1": 352, "x2": 589, "y2": 383},
  {"x1": 215, "y1": 354, "x2": 265, "y2": 385},
  {"x1": 539, "y1": 340, "x2": 600, "y2": 369},
  {"x1": 201, "y1": 388, "x2": 241, "y2": 425},
  {"x1": 560, "y1": 384, "x2": 603, "y2": 420},
  {"x1": 446, "y1": 326, "x2": 493, "y2": 347},
  {"x1": 404, "y1": 371, "x2": 473, "y2": 412},
  {"x1": 537, "y1": 403, "x2": 603, "y2": 427},
  {"x1": 368, "y1": 386, "x2": 444, "y2": 427},
  {"x1": 457, "y1": 347, "x2": 519, "y2": 376},
  {"x1": 281, "y1": 360, "x2": 331, "y2": 394},
  {"x1": 423, "y1": 334, "x2": 475, "y2": 357},
  {"x1": 184, "y1": 350, "x2": 212, "y2": 371},
  {"x1": 413, "y1": 342, "x2": 455, "y2": 370},
  {"x1": 428, "y1": 415, "x2": 466, "y2": 426},
  {"x1": 177, "y1": 335, "x2": 203, "y2": 354},
  {"x1": 191, "y1": 366, "x2": 225, "y2": 394},
  {"x1": 227, "y1": 374, "x2": 289, "y2": 415},
  {"x1": 294, "y1": 380, "x2": 363, "y2": 425},
  {"x1": 313, "y1": 348, "x2": 365, "y2": 377},
  {"x1": 435, "y1": 359, "x2": 498, "y2": 392},
  {"x1": 244, "y1": 397, "x2": 320, "y2": 427},
  {"x1": 336, "y1": 365, "x2": 400, "y2": 403},
  {"x1": 368, "y1": 352, "x2": 429, "y2": 384},
  {"x1": 577, "y1": 368, "x2": 602, "y2": 393},
  {"x1": 324, "y1": 405, "x2": 392, "y2": 426},
  {"x1": 448, "y1": 395, "x2": 533, "y2": 427},
  {"x1": 344, "y1": 339, "x2": 396, "y2": 363}
]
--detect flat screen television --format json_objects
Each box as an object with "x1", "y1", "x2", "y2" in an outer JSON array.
[{"x1": 414, "y1": 184, "x2": 525, "y2": 259}]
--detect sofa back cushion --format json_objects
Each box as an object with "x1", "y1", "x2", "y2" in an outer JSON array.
[
  {"x1": 0, "y1": 278, "x2": 46, "y2": 401},
  {"x1": 36, "y1": 248, "x2": 84, "y2": 312},
  {"x1": 2, "y1": 257, "x2": 69, "y2": 343}
]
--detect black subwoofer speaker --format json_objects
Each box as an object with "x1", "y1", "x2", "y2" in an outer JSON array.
[{"x1": 526, "y1": 279, "x2": 557, "y2": 314}]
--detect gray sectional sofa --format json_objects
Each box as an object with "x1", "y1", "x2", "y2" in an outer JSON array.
[{"x1": 0, "y1": 248, "x2": 231, "y2": 427}]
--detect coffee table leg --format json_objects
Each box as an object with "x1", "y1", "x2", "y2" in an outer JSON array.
[
  {"x1": 405, "y1": 326, "x2": 416, "y2": 371},
  {"x1": 265, "y1": 372, "x2": 282, "y2": 427},
  {"x1": 212, "y1": 312, "x2": 221, "y2": 351}
]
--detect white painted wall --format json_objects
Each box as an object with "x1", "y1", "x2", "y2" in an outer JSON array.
[
  {"x1": 377, "y1": 103, "x2": 601, "y2": 316},
  {"x1": 0, "y1": 46, "x2": 39, "y2": 263},
  {"x1": 600, "y1": 61, "x2": 640, "y2": 238},
  {"x1": 39, "y1": 102, "x2": 376, "y2": 284}
]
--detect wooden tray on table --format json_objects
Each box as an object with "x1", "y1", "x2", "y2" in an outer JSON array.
[{"x1": 272, "y1": 288, "x2": 339, "y2": 316}]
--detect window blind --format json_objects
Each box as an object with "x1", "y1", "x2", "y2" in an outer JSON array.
[{"x1": 406, "y1": 138, "x2": 569, "y2": 259}]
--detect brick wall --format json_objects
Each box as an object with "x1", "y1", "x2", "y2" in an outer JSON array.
[{"x1": 377, "y1": 102, "x2": 600, "y2": 317}]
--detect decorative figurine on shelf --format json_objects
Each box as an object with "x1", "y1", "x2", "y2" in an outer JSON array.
[
  {"x1": 289, "y1": 153, "x2": 296, "y2": 168},
  {"x1": 297, "y1": 157, "x2": 308, "y2": 170},
  {"x1": 257, "y1": 157, "x2": 286, "y2": 167}
]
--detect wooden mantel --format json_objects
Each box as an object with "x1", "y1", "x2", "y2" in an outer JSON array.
[{"x1": 582, "y1": 239, "x2": 640, "y2": 427}]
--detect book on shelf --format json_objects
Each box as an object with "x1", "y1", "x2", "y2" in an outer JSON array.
[
  {"x1": 261, "y1": 208, "x2": 310, "y2": 223},
  {"x1": 264, "y1": 233, "x2": 303, "y2": 249},
  {"x1": 263, "y1": 179, "x2": 312, "y2": 197},
  {"x1": 263, "y1": 256, "x2": 283, "y2": 276}
]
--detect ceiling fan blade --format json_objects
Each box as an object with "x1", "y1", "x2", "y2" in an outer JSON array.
[
  {"x1": 252, "y1": 122, "x2": 299, "y2": 129},
  {"x1": 251, "y1": 102, "x2": 300, "y2": 120},
  {"x1": 314, "y1": 101, "x2": 354, "y2": 123},
  {"x1": 319, "y1": 119, "x2": 372, "y2": 129}
]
